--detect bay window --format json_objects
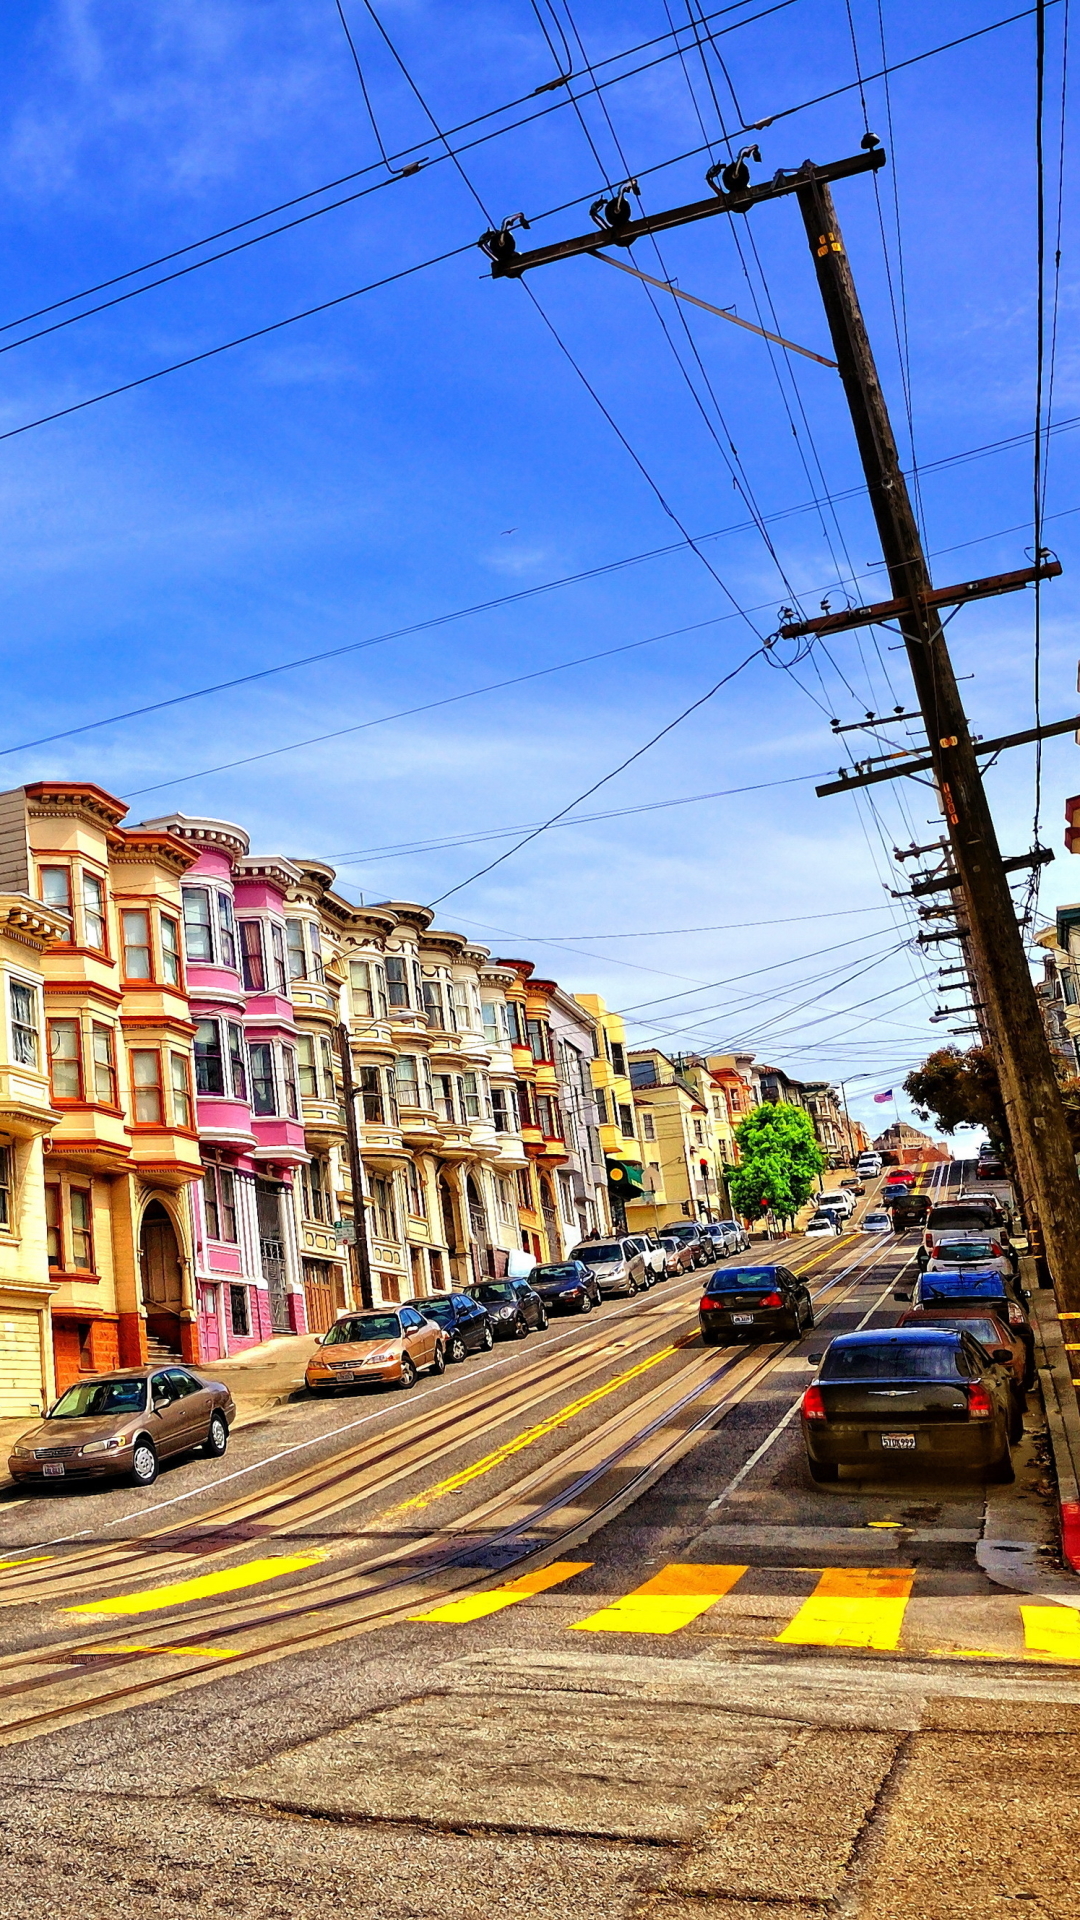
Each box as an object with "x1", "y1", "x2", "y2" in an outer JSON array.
[
  {"x1": 249, "y1": 1043, "x2": 276, "y2": 1117},
  {"x1": 271, "y1": 923, "x2": 288, "y2": 994},
  {"x1": 297, "y1": 1034, "x2": 318, "y2": 1099},
  {"x1": 283, "y1": 1048, "x2": 299, "y2": 1120},
  {"x1": 194, "y1": 1019, "x2": 225, "y2": 1096},
  {"x1": 527, "y1": 1018, "x2": 552, "y2": 1062},
  {"x1": 182, "y1": 888, "x2": 214, "y2": 963},
  {"x1": 48, "y1": 1019, "x2": 82, "y2": 1101},
  {"x1": 131, "y1": 1049, "x2": 164, "y2": 1124},
  {"x1": 39, "y1": 866, "x2": 72, "y2": 919},
  {"x1": 82, "y1": 872, "x2": 106, "y2": 951},
  {"x1": 319, "y1": 1033, "x2": 335, "y2": 1095},
  {"x1": 92, "y1": 1024, "x2": 117, "y2": 1106},
  {"x1": 122, "y1": 909, "x2": 152, "y2": 979},
  {"x1": 285, "y1": 920, "x2": 306, "y2": 980},
  {"x1": 505, "y1": 1000, "x2": 524, "y2": 1045},
  {"x1": 452, "y1": 982, "x2": 472, "y2": 1030},
  {"x1": 386, "y1": 957, "x2": 409, "y2": 1008},
  {"x1": 462, "y1": 1071, "x2": 484, "y2": 1121},
  {"x1": 422, "y1": 980, "x2": 445, "y2": 1029},
  {"x1": 239, "y1": 921, "x2": 266, "y2": 992},
  {"x1": 9, "y1": 980, "x2": 39, "y2": 1068},
  {"x1": 45, "y1": 1185, "x2": 61, "y2": 1267},
  {"x1": 69, "y1": 1188, "x2": 93, "y2": 1269},
  {"x1": 491, "y1": 1086, "x2": 513, "y2": 1134},
  {"x1": 308, "y1": 922, "x2": 325, "y2": 984},
  {"x1": 405, "y1": 1159, "x2": 426, "y2": 1220},
  {"x1": 170, "y1": 1052, "x2": 192, "y2": 1128},
  {"x1": 227, "y1": 1022, "x2": 247, "y2": 1100},
  {"x1": 203, "y1": 1162, "x2": 238, "y2": 1243},
  {"x1": 435, "y1": 1075, "x2": 457, "y2": 1123},
  {"x1": 358, "y1": 1065, "x2": 383, "y2": 1123},
  {"x1": 160, "y1": 914, "x2": 181, "y2": 987},
  {"x1": 481, "y1": 1000, "x2": 505, "y2": 1045},
  {"x1": 395, "y1": 1055, "x2": 419, "y2": 1106},
  {"x1": 372, "y1": 1174, "x2": 397, "y2": 1241},
  {"x1": 217, "y1": 893, "x2": 237, "y2": 970}
]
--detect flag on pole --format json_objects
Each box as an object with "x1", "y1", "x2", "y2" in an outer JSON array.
[{"x1": 873, "y1": 1089, "x2": 894, "y2": 1103}]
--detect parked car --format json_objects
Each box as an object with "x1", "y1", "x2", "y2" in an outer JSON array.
[
  {"x1": 306, "y1": 1308, "x2": 446, "y2": 1395},
  {"x1": 840, "y1": 1178, "x2": 866, "y2": 1196},
  {"x1": 624, "y1": 1233, "x2": 665, "y2": 1285},
  {"x1": 922, "y1": 1203, "x2": 1000, "y2": 1251},
  {"x1": 699, "y1": 1265, "x2": 815, "y2": 1344},
  {"x1": 883, "y1": 1182, "x2": 913, "y2": 1207},
  {"x1": 466, "y1": 1277, "x2": 548, "y2": 1338},
  {"x1": 801, "y1": 1327, "x2": 1014, "y2": 1483},
  {"x1": 856, "y1": 1154, "x2": 882, "y2": 1176},
  {"x1": 712, "y1": 1219, "x2": 751, "y2": 1253},
  {"x1": 8, "y1": 1366, "x2": 237, "y2": 1489},
  {"x1": 658, "y1": 1233, "x2": 696, "y2": 1276},
  {"x1": 402, "y1": 1291, "x2": 494, "y2": 1363},
  {"x1": 818, "y1": 1190, "x2": 855, "y2": 1218},
  {"x1": 897, "y1": 1308, "x2": 1026, "y2": 1438},
  {"x1": 889, "y1": 1192, "x2": 930, "y2": 1230},
  {"x1": 976, "y1": 1152, "x2": 1006, "y2": 1179},
  {"x1": 862, "y1": 1210, "x2": 892, "y2": 1234},
  {"x1": 569, "y1": 1238, "x2": 648, "y2": 1296},
  {"x1": 700, "y1": 1221, "x2": 738, "y2": 1257},
  {"x1": 805, "y1": 1211, "x2": 842, "y2": 1236},
  {"x1": 897, "y1": 1268, "x2": 1035, "y2": 1386},
  {"x1": 659, "y1": 1222, "x2": 713, "y2": 1267},
  {"x1": 527, "y1": 1260, "x2": 602, "y2": 1313},
  {"x1": 925, "y1": 1237, "x2": 1013, "y2": 1281}
]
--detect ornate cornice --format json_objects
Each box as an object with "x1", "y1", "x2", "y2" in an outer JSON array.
[
  {"x1": 235, "y1": 854, "x2": 305, "y2": 894},
  {"x1": 137, "y1": 814, "x2": 250, "y2": 863},
  {"x1": 25, "y1": 781, "x2": 127, "y2": 831},
  {"x1": 0, "y1": 895, "x2": 71, "y2": 951}
]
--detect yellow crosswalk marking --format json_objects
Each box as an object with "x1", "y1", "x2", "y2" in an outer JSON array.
[
  {"x1": 775, "y1": 1567, "x2": 914, "y2": 1650},
  {"x1": 1021, "y1": 1605, "x2": 1080, "y2": 1661},
  {"x1": 65, "y1": 1553, "x2": 325, "y2": 1615},
  {"x1": 571, "y1": 1562, "x2": 747, "y2": 1635},
  {"x1": 409, "y1": 1560, "x2": 592, "y2": 1623}
]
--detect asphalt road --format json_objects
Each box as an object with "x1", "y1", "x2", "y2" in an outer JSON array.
[{"x1": 0, "y1": 1160, "x2": 1073, "y2": 1920}]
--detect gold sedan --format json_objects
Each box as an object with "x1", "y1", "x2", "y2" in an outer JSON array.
[{"x1": 306, "y1": 1307, "x2": 447, "y2": 1393}]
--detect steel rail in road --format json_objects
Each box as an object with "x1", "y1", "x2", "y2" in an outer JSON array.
[{"x1": 0, "y1": 1227, "x2": 920, "y2": 1750}]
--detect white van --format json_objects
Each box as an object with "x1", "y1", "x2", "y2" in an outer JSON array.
[{"x1": 857, "y1": 1154, "x2": 882, "y2": 1176}]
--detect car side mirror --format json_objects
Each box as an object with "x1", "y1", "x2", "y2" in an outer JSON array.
[
  {"x1": 152, "y1": 1396, "x2": 170, "y2": 1412},
  {"x1": 893, "y1": 1289, "x2": 910, "y2": 1301}
]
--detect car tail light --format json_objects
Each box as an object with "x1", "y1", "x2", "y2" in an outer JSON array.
[
  {"x1": 989, "y1": 1242, "x2": 1003, "y2": 1256},
  {"x1": 699, "y1": 1296, "x2": 717, "y2": 1312},
  {"x1": 802, "y1": 1384, "x2": 827, "y2": 1422},
  {"x1": 967, "y1": 1382, "x2": 993, "y2": 1420},
  {"x1": 760, "y1": 1291, "x2": 784, "y2": 1308}
]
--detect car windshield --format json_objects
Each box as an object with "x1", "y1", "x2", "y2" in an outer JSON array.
[
  {"x1": 531, "y1": 1266, "x2": 578, "y2": 1283},
  {"x1": 470, "y1": 1283, "x2": 516, "y2": 1303},
  {"x1": 707, "y1": 1271, "x2": 776, "y2": 1294},
  {"x1": 576, "y1": 1244, "x2": 623, "y2": 1264},
  {"x1": 49, "y1": 1378, "x2": 147, "y2": 1418},
  {"x1": 821, "y1": 1341, "x2": 962, "y2": 1380},
  {"x1": 323, "y1": 1315, "x2": 400, "y2": 1343}
]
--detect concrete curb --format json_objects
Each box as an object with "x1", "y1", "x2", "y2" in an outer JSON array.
[{"x1": 1030, "y1": 1290, "x2": 1080, "y2": 1575}]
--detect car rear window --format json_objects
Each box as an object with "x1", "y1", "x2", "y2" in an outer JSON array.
[
  {"x1": 912, "y1": 1316, "x2": 1004, "y2": 1347},
  {"x1": 919, "y1": 1273, "x2": 1007, "y2": 1300},
  {"x1": 821, "y1": 1341, "x2": 963, "y2": 1380},
  {"x1": 705, "y1": 1270, "x2": 777, "y2": 1294},
  {"x1": 932, "y1": 1242, "x2": 995, "y2": 1260}
]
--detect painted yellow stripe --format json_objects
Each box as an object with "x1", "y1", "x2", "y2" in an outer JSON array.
[
  {"x1": 775, "y1": 1568, "x2": 914, "y2": 1650},
  {"x1": 388, "y1": 1341, "x2": 689, "y2": 1517},
  {"x1": 572, "y1": 1562, "x2": 747, "y2": 1635},
  {"x1": 65, "y1": 1553, "x2": 325, "y2": 1615},
  {"x1": 0, "y1": 1556, "x2": 54, "y2": 1572},
  {"x1": 1021, "y1": 1605, "x2": 1080, "y2": 1661},
  {"x1": 91, "y1": 1643, "x2": 241, "y2": 1660},
  {"x1": 409, "y1": 1560, "x2": 592, "y2": 1623}
]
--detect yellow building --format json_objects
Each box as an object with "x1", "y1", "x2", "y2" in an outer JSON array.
[
  {"x1": 625, "y1": 1048, "x2": 728, "y2": 1231},
  {"x1": 573, "y1": 994, "x2": 644, "y2": 1228}
]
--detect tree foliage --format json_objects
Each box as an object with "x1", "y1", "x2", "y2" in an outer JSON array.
[
  {"x1": 728, "y1": 1101, "x2": 825, "y2": 1222},
  {"x1": 903, "y1": 1047, "x2": 1005, "y2": 1144}
]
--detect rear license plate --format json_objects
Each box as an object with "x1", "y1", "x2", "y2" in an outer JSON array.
[
  {"x1": 731, "y1": 1313, "x2": 754, "y2": 1324},
  {"x1": 41, "y1": 1463, "x2": 65, "y2": 1477},
  {"x1": 881, "y1": 1433, "x2": 916, "y2": 1450}
]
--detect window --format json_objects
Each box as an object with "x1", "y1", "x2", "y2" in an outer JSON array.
[
  {"x1": 249, "y1": 1043, "x2": 276, "y2": 1117},
  {"x1": 319, "y1": 1034, "x2": 335, "y2": 1096},
  {"x1": 194, "y1": 1020, "x2": 225, "y2": 1096},
  {"x1": 282, "y1": 1048, "x2": 299, "y2": 1120},
  {"x1": 0, "y1": 1145, "x2": 11, "y2": 1228},
  {"x1": 48, "y1": 1019, "x2": 82, "y2": 1101},
  {"x1": 497, "y1": 1176, "x2": 514, "y2": 1227},
  {"x1": 505, "y1": 1000, "x2": 524, "y2": 1045},
  {"x1": 537, "y1": 1094, "x2": 558, "y2": 1137},
  {"x1": 516, "y1": 1167, "x2": 533, "y2": 1211},
  {"x1": 527, "y1": 1018, "x2": 552, "y2": 1062},
  {"x1": 435, "y1": 1075, "x2": 457, "y2": 1124},
  {"x1": 286, "y1": 920, "x2": 307, "y2": 980},
  {"x1": 229, "y1": 1284, "x2": 249, "y2": 1336},
  {"x1": 45, "y1": 1185, "x2": 61, "y2": 1266},
  {"x1": 77, "y1": 873, "x2": 106, "y2": 953},
  {"x1": 308, "y1": 922, "x2": 325, "y2": 984},
  {"x1": 372, "y1": 1174, "x2": 397, "y2": 1241},
  {"x1": 217, "y1": 893, "x2": 236, "y2": 971},
  {"x1": 91, "y1": 1024, "x2": 117, "y2": 1106},
  {"x1": 559, "y1": 1171, "x2": 576, "y2": 1223},
  {"x1": 516, "y1": 1079, "x2": 537, "y2": 1130},
  {"x1": 9, "y1": 981, "x2": 38, "y2": 1068},
  {"x1": 594, "y1": 1087, "x2": 608, "y2": 1125},
  {"x1": 491, "y1": 1086, "x2": 513, "y2": 1133},
  {"x1": 120, "y1": 908, "x2": 151, "y2": 979},
  {"x1": 182, "y1": 888, "x2": 214, "y2": 963},
  {"x1": 297, "y1": 1034, "x2": 318, "y2": 1100},
  {"x1": 271, "y1": 923, "x2": 288, "y2": 994},
  {"x1": 610, "y1": 1041, "x2": 627, "y2": 1077},
  {"x1": 405, "y1": 1159, "x2": 426, "y2": 1220},
  {"x1": 40, "y1": 867, "x2": 72, "y2": 918},
  {"x1": 642, "y1": 1111, "x2": 656, "y2": 1141},
  {"x1": 131, "y1": 1049, "x2": 164, "y2": 1124},
  {"x1": 462, "y1": 1071, "x2": 484, "y2": 1121},
  {"x1": 160, "y1": 914, "x2": 181, "y2": 988},
  {"x1": 227, "y1": 1023, "x2": 247, "y2": 1100},
  {"x1": 482, "y1": 1000, "x2": 504, "y2": 1045},
  {"x1": 693, "y1": 1119, "x2": 704, "y2": 1144},
  {"x1": 396, "y1": 1055, "x2": 420, "y2": 1106},
  {"x1": 239, "y1": 921, "x2": 266, "y2": 992},
  {"x1": 384, "y1": 956, "x2": 408, "y2": 1008},
  {"x1": 350, "y1": 958, "x2": 376, "y2": 1018},
  {"x1": 204, "y1": 1163, "x2": 238, "y2": 1243},
  {"x1": 618, "y1": 1103, "x2": 634, "y2": 1137},
  {"x1": 170, "y1": 1052, "x2": 192, "y2": 1128},
  {"x1": 422, "y1": 980, "x2": 445, "y2": 1028},
  {"x1": 69, "y1": 1187, "x2": 93, "y2": 1270},
  {"x1": 452, "y1": 982, "x2": 472, "y2": 1030},
  {"x1": 359, "y1": 1065, "x2": 383, "y2": 1123}
]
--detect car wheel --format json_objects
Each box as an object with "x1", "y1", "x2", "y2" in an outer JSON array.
[
  {"x1": 701, "y1": 1329, "x2": 722, "y2": 1346},
  {"x1": 431, "y1": 1345, "x2": 446, "y2": 1376},
  {"x1": 203, "y1": 1412, "x2": 229, "y2": 1458},
  {"x1": 398, "y1": 1356, "x2": 417, "y2": 1390},
  {"x1": 627, "y1": 1277, "x2": 638, "y2": 1296},
  {"x1": 512, "y1": 1313, "x2": 529, "y2": 1339},
  {"x1": 447, "y1": 1334, "x2": 467, "y2": 1364},
  {"x1": 130, "y1": 1437, "x2": 158, "y2": 1486},
  {"x1": 537, "y1": 1307, "x2": 548, "y2": 1330},
  {"x1": 579, "y1": 1294, "x2": 592, "y2": 1313},
  {"x1": 803, "y1": 1303, "x2": 815, "y2": 1331},
  {"x1": 481, "y1": 1325, "x2": 494, "y2": 1351},
  {"x1": 987, "y1": 1438, "x2": 1014, "y2": 1482},
  {"x1": 1008, "y1": 1397, "x2": 1024, "y2": 1445},
  {"x1": 807, "y1": 1457, "x2": 839, "y2": 1483}
]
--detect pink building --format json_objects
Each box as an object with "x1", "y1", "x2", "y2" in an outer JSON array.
[{"x1": 140, "y1": 816, "x2": 308, "y2": 1357}]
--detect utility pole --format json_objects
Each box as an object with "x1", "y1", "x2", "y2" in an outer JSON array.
[
  {"x1": 479, "y1": 145, "x2": 1080, "y2": 1316},
  {"x1": 337, "y1": 1022, "x2": 374, "y2": 1310}
]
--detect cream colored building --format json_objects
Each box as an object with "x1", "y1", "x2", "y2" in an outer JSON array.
[{"x1": 626, "y1": 1048, "x2": 729, "y2": 1231}]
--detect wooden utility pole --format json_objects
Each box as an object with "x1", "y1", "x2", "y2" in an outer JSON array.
[
  {"x1": 794, "y1": 173, "x2": 1080, "y2": 1308},
  {"x1": 337, "y1": 1022, "x2": 374, "y2": 1310}
]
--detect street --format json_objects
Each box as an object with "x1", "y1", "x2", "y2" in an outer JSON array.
[{"x1": 0, "y1": 1160, "x2": 1071, "y2": 1918}]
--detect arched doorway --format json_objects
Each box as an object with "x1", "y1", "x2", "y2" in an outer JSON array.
[{"x1": 140, "y1": 1201, "x2": 184, "y2": 1355}]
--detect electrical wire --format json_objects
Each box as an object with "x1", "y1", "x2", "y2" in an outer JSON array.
[{"x1": 333, "y1": 0, "x2": 418, "y2": 177}]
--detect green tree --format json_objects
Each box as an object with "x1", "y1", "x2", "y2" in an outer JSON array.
[
  {"x1": 728, "y1": 1101, "x2": 825, "y2": 1223},
  {"x1": 903, "y1": 1047, "x2": 1005, "y2": 1145}
]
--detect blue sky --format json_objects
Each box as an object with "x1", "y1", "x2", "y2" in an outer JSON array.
[{"x1": 0, "y1": 0, "x2": 1073, "y2": 1144}]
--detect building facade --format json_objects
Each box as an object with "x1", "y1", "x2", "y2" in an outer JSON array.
[
  {"x1": 626, "y1": 1048, "x2": 728, "y2": 1231},
  {"x1": 573, "y1": 993, "x2": 644, "y2": 1228}
]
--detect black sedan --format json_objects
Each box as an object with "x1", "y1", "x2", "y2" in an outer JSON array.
[
  {"x1": 465, "y1": 1278, "x2": 548, "y2": 1339},
  {"x1": 405, "y1": 1291, "x2": 494, "y2": 1363},
  {"x1": 526, "y1": 1261, "x2": 602, "y2": 1314},
  {"x1": 698, "y1": 1265, "x2": 814, "y2": 1344},
  {"x1": 802, "y1": 1326, "x2": 1014, "y2": 1483}
]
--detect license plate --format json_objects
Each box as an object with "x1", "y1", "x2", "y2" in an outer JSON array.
[
  {"x1": 881, "y1": 1433, "x2": 916, "y2": 1450},
  {"x1": 42, "y1": 1463, "x2": 65, "y2": 1477},
  {"x1": 334, "y1": 1371, "x2": 355, "y2": 1382},
  {"x1": 731, "y1": 1313, "x2": 754, "y2": 1324}
]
